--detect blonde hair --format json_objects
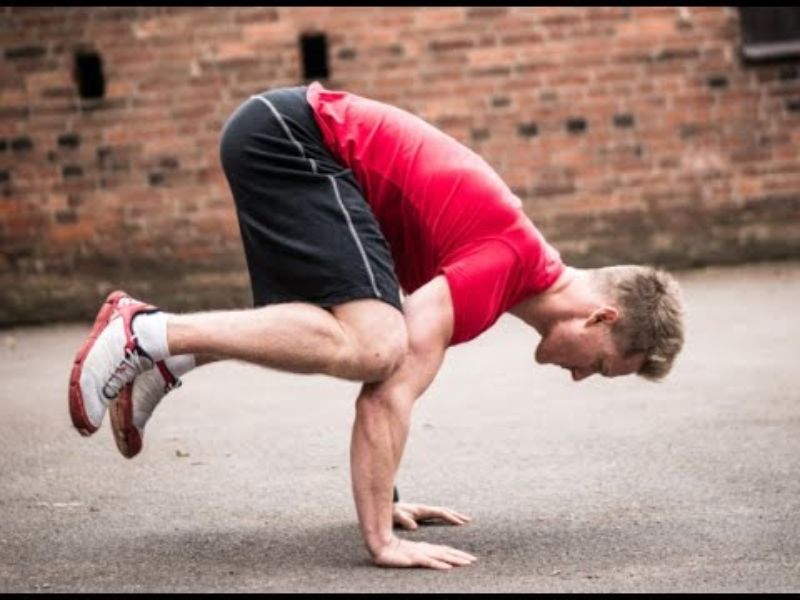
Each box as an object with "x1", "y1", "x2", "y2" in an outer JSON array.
[{"x1": 590, "y1": 265, "x2": 685, "y2": 381}]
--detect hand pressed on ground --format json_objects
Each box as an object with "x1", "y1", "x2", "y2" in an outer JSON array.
[{"x1": 373, "y1": 536, "x2": 477, "y2": 570}]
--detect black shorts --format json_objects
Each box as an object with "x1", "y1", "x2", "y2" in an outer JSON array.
[{"x1": 219, "y1": 86, "x2": 403, "y2": 312}]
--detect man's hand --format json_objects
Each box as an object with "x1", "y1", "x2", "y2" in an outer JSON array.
[
  {"x1": 392, "y1": 501, "x2": 472, "y2": 531},
  {"x1": 373, "y1": 536, "x2": 477, "y2": 570}
]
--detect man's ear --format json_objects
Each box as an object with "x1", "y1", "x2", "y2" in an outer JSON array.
[{"x1": 585, "y1": 306, "x2": 619, "y2": 326}]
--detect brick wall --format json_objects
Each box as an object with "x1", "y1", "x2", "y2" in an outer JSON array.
[{"x1": 1, "y1": 7, "x2": 799, "y2": 324}]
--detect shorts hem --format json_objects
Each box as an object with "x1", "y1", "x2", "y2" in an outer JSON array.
[{"x1": 254, "y1": 286, "x2": 403, "y2": 312}]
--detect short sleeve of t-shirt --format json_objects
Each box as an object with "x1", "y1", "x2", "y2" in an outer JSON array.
[{"x1": 440, "y1": 241, "x2": 520, "y2": 346}]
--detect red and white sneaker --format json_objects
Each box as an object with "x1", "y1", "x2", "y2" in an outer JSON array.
[
  {"x1": 68, "y1": 291, "x2": 160, "y2": 436},
  {"x1": 110, "y1": 360, "x2": 181, "y2": 458}
]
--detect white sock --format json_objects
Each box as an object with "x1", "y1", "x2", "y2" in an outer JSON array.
[
  {"x1": 131, "y1": 311, "x2": 171, "y2": 362},
  {"x1": 164, "y1": 354, "x2": 195, "y2": 378}
]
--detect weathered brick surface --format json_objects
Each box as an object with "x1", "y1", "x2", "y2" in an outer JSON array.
[{"x1": 1, "y1": 7, "x2": 799, "y2": 324}]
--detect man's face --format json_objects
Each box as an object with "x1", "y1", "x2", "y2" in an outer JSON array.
[{"x1": 534, "y1": 310, "x2": 645, "y2": 382}]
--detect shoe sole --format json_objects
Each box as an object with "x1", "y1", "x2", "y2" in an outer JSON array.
[
  {"x1": 68, "y1": 290, "x2": 128, "y2": 436},
  {"x1": 109, "y1": 385, "x2": 142, "y2": 458}
]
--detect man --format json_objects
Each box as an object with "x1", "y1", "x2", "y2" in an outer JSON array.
[{"x1": 68, "y1": 82, "x2": 685, "y2": 570}]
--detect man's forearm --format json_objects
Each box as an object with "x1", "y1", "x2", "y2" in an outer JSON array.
[{"x1": 350, "y1": 387, "x2": 414, "y2": 554}]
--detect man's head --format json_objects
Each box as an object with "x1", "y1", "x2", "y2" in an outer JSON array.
[{"x1": 535, "y1": 265, "x2": 685, "y2": 382}]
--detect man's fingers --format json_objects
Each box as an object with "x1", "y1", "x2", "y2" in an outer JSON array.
[
  {"x1": 440, "y1": 553, "x2": 474, "y2": 567},
  {"x1": 396, "y1": 512, "x2": 418, "y2": 530},
  {"x1": 436, "y1": 510, "x2": 466, "y2": 525},
  {"x1": 420, "y1": 507, "x2": 472, "y2": 526},
  {"x1": 443, "y1": 547, "x2": 478, "y2": 563},
  {"x1": 423, "y1": 549, "x2": 467, "y2": 569},
  {"x1": 447, "y1": 511, "x2": 471, "y2": 525},
  {"x1": 427, "y1": 543, "x2": 478, "y2": 566},
  {"x1": 425, "y1": 558, "x2": 453, "y2": 570}
]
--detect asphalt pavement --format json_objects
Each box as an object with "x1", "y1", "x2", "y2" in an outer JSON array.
[{"x1": 1, "y1": 261, "x2": 799, "y2": 592}]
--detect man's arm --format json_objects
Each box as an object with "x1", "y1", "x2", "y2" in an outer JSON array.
[{"x1": 349, "y1": 275, "x2": 477, "y2": 569}]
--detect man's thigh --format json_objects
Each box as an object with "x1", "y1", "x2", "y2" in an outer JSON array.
[{"x1": 331, "y1": 298, "x2": 407, "y2": 358}]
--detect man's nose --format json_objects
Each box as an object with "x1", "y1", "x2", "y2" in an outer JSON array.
[{"x1": 571, "y1": 368, "x2": 592, "y2": 382}]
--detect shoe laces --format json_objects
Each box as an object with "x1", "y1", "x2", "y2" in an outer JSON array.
[
  {"x1": 102, "y1": 339, "x2": 154, "y2": 401},
  {"x1": 164, "y1": 378, "x2": 182, "y2": 393},
  {"x1": 157, "y1": 360, "x2": 182, "y2": 394}
]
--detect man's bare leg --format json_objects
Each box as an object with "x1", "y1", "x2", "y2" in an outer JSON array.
[
  {"x1": 71, "y1": 291, "x2": 407, "y2": 438},
  {"x1": 166, "y1": 299, "x2": 407, "y2": 383},
  {"x1": 106, "y1": 299, "x2": 406, "y2": 458}
]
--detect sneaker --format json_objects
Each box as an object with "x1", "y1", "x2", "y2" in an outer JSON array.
[
  {"x1": 68, "y1": 291, "x2": 159, "y2": 436},
  {"x1": 110, "y1": 360, "x2": 181, "y2": 458}
]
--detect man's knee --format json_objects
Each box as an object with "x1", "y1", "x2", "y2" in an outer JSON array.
[
  {"x1": 332, "y1": 299, "x2": 408, "y2": 382},
  {"x1": 358, "y1": 323, "x2": 408, "y2": 381}
]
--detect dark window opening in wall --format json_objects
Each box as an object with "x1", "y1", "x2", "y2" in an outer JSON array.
[
  {"x1": 301, "y1": 33, "x2": 329, "y2": 80},
  {"x1": 75, "y1": 51, "x2": 105, "y2": 99},
  {"x1": 739, "y1": 7, "x2": 800, "y2": 62}
]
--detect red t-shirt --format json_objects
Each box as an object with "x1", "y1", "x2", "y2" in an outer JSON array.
[{"x1": 306, "y1": 82, "x2": 565, "y2": 345}]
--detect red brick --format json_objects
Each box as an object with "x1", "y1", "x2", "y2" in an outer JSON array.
[
  {"x1": 468, "y1": 46, "x2": 517, "y2": 68},
  {"x1": 414, "y1": 8, "x2": 464, "y2": 28}
]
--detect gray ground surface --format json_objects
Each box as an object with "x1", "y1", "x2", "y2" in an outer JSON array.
[{"x1": 1, "y1": 261, "x2": 799, "y2": 593}]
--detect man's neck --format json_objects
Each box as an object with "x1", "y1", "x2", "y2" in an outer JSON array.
[{"x1": 508, "y1": 267, "x2": 595, "y2": 336}]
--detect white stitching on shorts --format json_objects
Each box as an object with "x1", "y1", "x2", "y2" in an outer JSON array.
[
  {"x1": 251, "y1": 95, "x2": 318, "y2": 174},
  {"x1": 327, "y1": 175, "x2": 382, "y2": 299}
]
